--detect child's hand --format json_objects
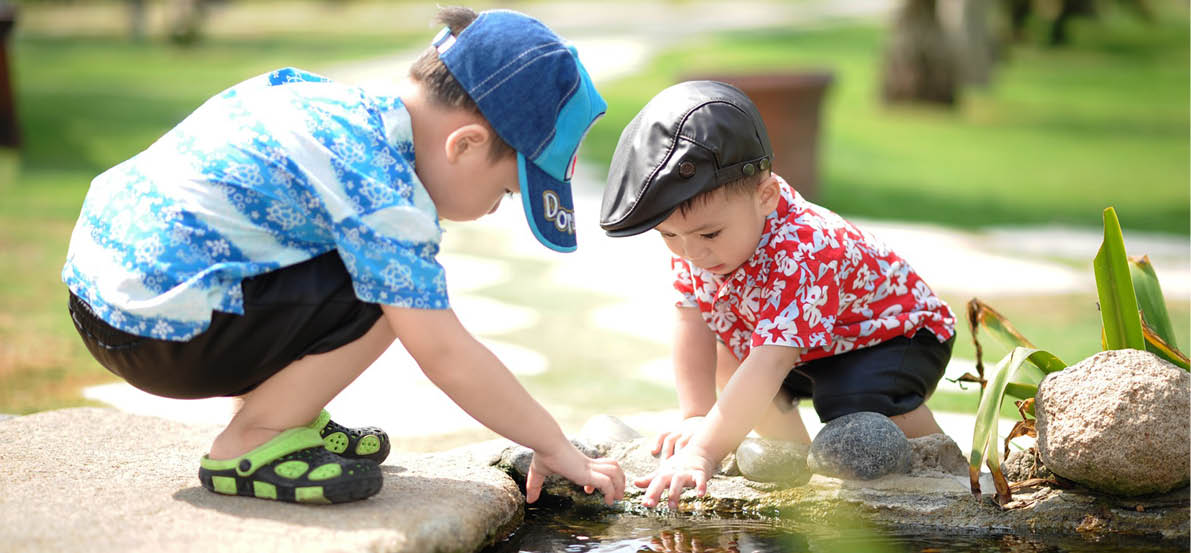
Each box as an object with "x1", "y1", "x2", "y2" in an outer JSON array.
[
  {"x1": 651, "y1": 416, "x2": 705, "y2": 459},
  {"x1": 525, "y1": 445, "x2": 625, "y2": 506},
  {"x1": 633, "y1": 448, "x2": 716, "y2": 509}
]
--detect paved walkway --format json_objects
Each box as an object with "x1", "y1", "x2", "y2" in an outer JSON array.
[{"x1": 84, "y1": 0, "x2": 1190, "y2": 455}]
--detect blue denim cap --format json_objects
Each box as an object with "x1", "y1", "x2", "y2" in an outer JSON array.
[{"x1": 433, "y1": 10, "x2": 607, "y2": 252}]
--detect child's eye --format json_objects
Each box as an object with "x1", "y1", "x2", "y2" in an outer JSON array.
[{"x1": 701, "y1": 231, "x2": 721, "y2": 240}]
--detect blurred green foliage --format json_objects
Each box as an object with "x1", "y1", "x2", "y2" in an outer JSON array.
[{"x1": 581, "y1": 8, "x2": 1189, "y2": 235}]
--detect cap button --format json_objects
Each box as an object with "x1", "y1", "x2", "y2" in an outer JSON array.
[
  {"x1": 743, "y1": 163, "x2": 756, "y2": 177},
  {"x1": 759, "y1": 158, "x2": 771, "y2": 171},
  {"x1": 679, "y1": 161, "x2": 696, "y2": 178}
]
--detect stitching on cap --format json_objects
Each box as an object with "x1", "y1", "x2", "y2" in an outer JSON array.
[
  {"x1": 473, "y1": 48, "x2": 568, "y2": 102},
  {"x1": 529, "y1": 73, "x2": 581, "y2": 159},
  {"x1": 471, "y1": 42, "x2": 562, "y2": 95}
]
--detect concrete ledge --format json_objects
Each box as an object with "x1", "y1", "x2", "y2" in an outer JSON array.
[{"x1": 0, "y1": 408, "x2": 521, "y2": 553}]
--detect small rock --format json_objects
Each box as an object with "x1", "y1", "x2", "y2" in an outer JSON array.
[
  {"x1": 720, "y1": 452, "x2": 741, "y2": 477},
  {"x1": 734, "y1": 437, "x2": 811, "y2": 485},
  {"x1": 807, "y1": 412, "x2": 911, "y2": 480},
  {"x1": 578, "y1": 415, "x2": 643, "y2": 455},
  {"x1": 1036, "y1": 349, "x2": 1190, "y2": 496},
  {"x1": 1003, "y1": 448, "x2": 1053, "y2": 482},
  {"x1": 908, "y1": 433, "x2": 968, "y2": 477}
]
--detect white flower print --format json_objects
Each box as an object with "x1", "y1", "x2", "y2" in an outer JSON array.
[
  {"x1": 380, "y1": 261, "x2": 413, "y2": 291},
  {"x1": 134, "y1": 235, "x2": 164, "y2": 265},
  {"x1": 266, "y1": 204, "x2": 304, "y2": 230}
]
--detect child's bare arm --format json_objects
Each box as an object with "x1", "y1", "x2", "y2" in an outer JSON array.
[
  {"x1": 382, "y1": 305, "x2": 625, "y2": 505},
  {"x1": 652, "y1": 306, "x2": 718, "y2": 457},
  {"x1": 636, "y1": 344, "x2": 800, "y2": 508},
  {"x1": 672, "y1": 306, "x2": 717, "y2": 417}
]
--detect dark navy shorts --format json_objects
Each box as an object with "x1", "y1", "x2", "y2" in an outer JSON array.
[
  {"x1": 68, "y1": 252, "x2": 383, "y2": 399},
  {"x1": 780, "y1": 330, "x2": 954, "y2": 423}
]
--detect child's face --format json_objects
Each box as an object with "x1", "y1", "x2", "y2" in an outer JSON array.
[
  {"x1": 654, "y1": 177, "x2": 780, "y2": 276},
  {"x1": 430, "y1": 151, "x2": 520, "y2": 222},
  {"x1": 416, "y1": 119, "x2": 520, "y2": 222}
]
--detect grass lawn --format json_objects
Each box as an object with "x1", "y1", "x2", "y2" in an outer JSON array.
[{"x1": 1, "y1": 2, "x2": 1187, "y2": 424}]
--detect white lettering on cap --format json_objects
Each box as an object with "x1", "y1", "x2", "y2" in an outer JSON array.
[{"x1": 542, "y1": 191, "x2": 575, "y2": 234}]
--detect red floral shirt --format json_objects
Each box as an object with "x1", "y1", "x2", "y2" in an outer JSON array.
[{"x1": 672, "y1": 177, "x2": 955, "y2": 363}]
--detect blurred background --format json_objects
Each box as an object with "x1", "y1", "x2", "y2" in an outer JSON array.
[{"x1": 0, "y1": 0, "x2": 1186, "y2": 450}]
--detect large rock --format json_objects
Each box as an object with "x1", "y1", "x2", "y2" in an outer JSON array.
[
  {"x1": 0, "y1": 408, "x2": 522, "y2": 553},
  {"x1": 807, "y1": 412, "x2": 911, "y2": 480},
  {"x1": 1036, "y1": 349, "x2": 1190, "y2": 497}
]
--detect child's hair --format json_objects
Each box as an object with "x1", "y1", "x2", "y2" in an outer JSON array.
[
  {"x1": 409, "y1": 6, "x2": 516, "y2": 162},
  {"x1": 675, "y1": 170, "x2": 770, "y2": 217}
]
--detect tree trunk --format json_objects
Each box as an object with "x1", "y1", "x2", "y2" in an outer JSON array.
[
  {"x1": 127, "y1": 0, "x2": 146, "y2": 42},
  {"x1": 939, "y1": 0, "x2": 995, "y2": 86},
  {"x1": 169, "y1": 0, "x2": 208, "y2": 46},
  {"x1": 881, "y1": 0, "x2": 960, "y2": 106}
]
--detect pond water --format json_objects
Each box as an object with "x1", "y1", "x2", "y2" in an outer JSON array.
[{"x1": 481, "y1": 506, "x2": 1185, "y2": 553}]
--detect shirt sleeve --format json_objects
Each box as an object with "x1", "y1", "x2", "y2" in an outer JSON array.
[
  {"x1": 751, "y1": 241, "x2": 841, "y2": 351},
  {"x1": 671, "y1": 256, "x2": 698, "y2": 308}
]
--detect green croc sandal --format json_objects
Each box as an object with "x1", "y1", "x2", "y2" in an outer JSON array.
[
  {"x1": 308, "y1": 410, "x2": 391, "y2": 464},
  {"x1": 198, "y1": 427, "x2": 382, "y2": 504}
]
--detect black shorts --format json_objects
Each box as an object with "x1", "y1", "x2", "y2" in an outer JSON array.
[
  {"x1": 780, "y1": 330, "x2": 954, "y2": 423},
  {"x1": 68, "y1": 252, "x2": 384, "y2": 399}
]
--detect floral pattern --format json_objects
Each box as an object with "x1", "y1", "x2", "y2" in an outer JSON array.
[
  {"x1": 673, "y1": 177, "x2": 955, "y2": 363},
  {"x1": 62, "y1": 68, "x2": 447, "y2": 341}
]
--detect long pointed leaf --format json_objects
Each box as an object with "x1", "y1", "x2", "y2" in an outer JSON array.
[
  {"x1": 1093, "y1": 208, "x2": 1145, "y2": 350},
  {"x1": 1130, "y1": 255, "x2": 1182, "y2": 352},
  {"x1": 1143, "y1": 320, "x2": 1191, "y2": 370},
  {"x1": 966, "y1": 299, "x2": 1062, "y2": 389},
  {"x1": 968, "y1": 347, "x2": 1066, "y2": 503}
]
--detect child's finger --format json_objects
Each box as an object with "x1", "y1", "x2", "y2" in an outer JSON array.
[
  {"x1": 525, "y1": 464, "x2": 545, "y2": 504},
  {"x1": 633, "y1": 471, "x2": 656, "y2": 489},
  {"x1": 667, "y1": 473, "x2": 690, "y2": 509},
  {"x1": 643, "y1": 474, "x2": 670, "y2": 507},
  {"x1": 661, "y1": 433, "x2": 679, "y2": 459},
  {"x1": 584, "y1": 485, "x2": 594, "y2": 494},
  {"x1": 694, "y1": 470, "x2": 708, "y2": 497},
  {"x1": 651, "y1": 433, "x2": 667, "y2": 455}
]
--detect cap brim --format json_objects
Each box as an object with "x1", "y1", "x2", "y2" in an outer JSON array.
[{"x1": 518, "y1": 154, "x2": 577, "y2": 252}]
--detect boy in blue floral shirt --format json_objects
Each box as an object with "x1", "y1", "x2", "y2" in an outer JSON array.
[{"x1": 63, "y1": 7, "x2": 624, "y2": 505}]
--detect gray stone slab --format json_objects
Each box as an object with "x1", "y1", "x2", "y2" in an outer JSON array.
[{"x1": 0, "y1": 408, "x2": 521, "y2": 553}]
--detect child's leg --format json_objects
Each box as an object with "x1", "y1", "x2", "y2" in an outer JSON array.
[
  {"x1": 716, "y1": 343, "x2": 811, "y2": 444},
  {"x1": 889, "y1": 404, "x2": 943, "y2": 438},
  {"x1": 209, "y1": 317, "x2": 394, "y2": 460}
]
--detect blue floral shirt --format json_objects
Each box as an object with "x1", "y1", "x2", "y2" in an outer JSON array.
[{"x1": 62, "y1": 68, "x2": 448, "y2": 341}]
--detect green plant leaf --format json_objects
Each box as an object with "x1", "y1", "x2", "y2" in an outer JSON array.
[
  {"x1": 1142, "y1": 320, "x2": 1191, "y2": 370},
  {"x1": 968, "y1": 347, "x2": 1066, "y2": 504},
  {"x1": 966, "y1": 299, "x2": 1066, "y2": 381},
  {"x1": 1093, "y1": 208, "x2": 1145, "y2": 351},
  {"x1": 1130, "y1": 255, "x2": 1183, "y2": 354}
]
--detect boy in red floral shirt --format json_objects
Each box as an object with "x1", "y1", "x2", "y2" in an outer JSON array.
[{"x1": 599, "y1": 81, "x2": 956, "y2": 508}]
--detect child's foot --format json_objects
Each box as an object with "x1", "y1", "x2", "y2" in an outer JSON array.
[
  {"x1": 308, "y1": 409, "x2": 391, "y2": 464},
  {"x1": 199, "y1": 427, "x2": 382, "y2": 504}
]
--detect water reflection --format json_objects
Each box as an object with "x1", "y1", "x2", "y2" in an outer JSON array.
[{"x1": 481, "y1": 506, "x2": 1185, "y2": 553}]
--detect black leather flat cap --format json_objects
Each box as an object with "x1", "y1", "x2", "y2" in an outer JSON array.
[{"x1": 600, "y1": 80, "x2": 772, "y2": 237}]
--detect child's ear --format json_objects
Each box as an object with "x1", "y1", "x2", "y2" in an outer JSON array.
[
  {"x1": 757, "y1": 173, "x2": 781, "y2": 212},
  {"x1": 444, "y1": 123, "x2": 491, "y2": 164}
]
